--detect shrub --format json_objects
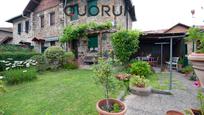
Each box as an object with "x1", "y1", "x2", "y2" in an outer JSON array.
[
  {"x1": 64, "y1": 52, "x2": 75, "y2": 64},
  {"x1": 31, "y1": 55, "x2": 48, "y2": 72},
  {"x1": 181, "y1": 66, "x2": 193, "y2": 74},
  {"x1": 111, "y1": 30, "x2": 140, "y2": 64},
  {"x1": 0, "y1": 44, "x2": 32, "y2": 52},
  {"x1": 0, "y1": 59, "x2": 37, "y2": 71},
  {"x1": 129, "y1": 61, "x2": 153, "y2": 78},
  {"x1": 0, "y1": 52, "x2": 39, "y2": 61},
  {"x1": 4, "y1": 68, "x2": 37, "y2": 85},
  {"x1": 44, "y1": 46, "x2": 65, "y2": 70},
  {"x1": 130, "y1": 76, "x2": 149, "y2": 88},
  {"x1": 64, "y1": 62, "x2": 79, "y2": 70}
]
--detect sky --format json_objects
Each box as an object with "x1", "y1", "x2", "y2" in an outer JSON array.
[{"x1": 0, "y1": 0, "x2": 204, "y2": 31}]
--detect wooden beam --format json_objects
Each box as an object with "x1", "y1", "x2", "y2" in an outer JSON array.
[
  {"x1": 99, "y1": 32, "x2": 103, "y2": 57},
  {"x1": 31, "y1": 0, "x2": 40, "y2": 4}
]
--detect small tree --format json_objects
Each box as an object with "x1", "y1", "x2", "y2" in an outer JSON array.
[
  {"x1": 185, "y1": 27, "x2": 204, "y2": 52},
  {"x1": 93, "y1": 58, "x2": 113, "y2": 111},
  {"x1": 111, "y1": 30, "x2": 140, "y2": 65}
]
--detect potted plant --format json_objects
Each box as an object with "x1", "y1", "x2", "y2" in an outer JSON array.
[
  {"x1": 178, "y1": 57, "x2": 184, "y2": 71},
  {"x1": 181, "y1": 66, "x2": 193, "y2": 77},
  {"x1": 94, "y1": 59, "x2": 127, "y2": 115},
  {"x1": 115, "y1": 73, "x2": 131, "y2": 94},
  {"x1": 186, "y1": 27, "x2": 204, "y2": 88},
  {"x1": 129, "y1": 75, "x2": 151, "y2": 96},
  {"x1": 185, "y1": 91, "x2": 204, "y2": 115}
]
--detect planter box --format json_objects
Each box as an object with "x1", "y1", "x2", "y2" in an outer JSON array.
[
  {"x1": 188, "y1": 53, "x2": 204, "y2": 88},
  {"x1": 129, "y1": 86, "x2": 152, "y2": 96}
]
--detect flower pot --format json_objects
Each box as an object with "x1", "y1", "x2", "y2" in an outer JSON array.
[
  {"x1": 188, "y1": 53, "x2": 204, "y2": 88},
  {"x1": 178, "y1": 64, "x2": 183, "y2": 71},
  {"x1": 96, "y1": 98, "x2": 127, "y2": 115},
  {"x1": 166, "y1": 110, "x2": 184, "y2": 115},
  {"x1": 186, "y1": 109, "x2": 202, "y2": 115},
  {"x1": 129, "y1": 86, "x2": 152, "y2": 96}
]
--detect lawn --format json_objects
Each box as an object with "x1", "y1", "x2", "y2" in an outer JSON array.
[{"x1": 0, "y1": 69, "x2": 122, "y2": 115}]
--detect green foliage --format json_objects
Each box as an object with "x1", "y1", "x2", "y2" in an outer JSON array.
[
  {"x1": 64, "y1": 52, "x2": 75, "y2": 64},
  {"x1": 63, "y1": 62, "x2": 79, "y2": 70},
  {"x1": 113, "y1": 103, "x2": 120, "y2": 113},
  {"x1": 185, "y1": 27, "x2": 204, "y2": 53},
  {"x1": 185, "y1": 27, "x2": 204, "y2": 42},
  {"x1": 93, "y1": 58, "x2": 113, "y2": 99},
  {"x1": 60, "y1": 22, "x2": 113, "y2": 43},
  {"x1": 0, "y1": 52, "x2": 39, "y2": 61},
  {"x1": 181, "y1": 66, "x2": 193, "y2": 74},
  {"x1": 111, "y1": 30, "x2": 140, "y2": 64},
  {"x1": 0, "y1": 80, "x2": 6, "y2": 93},
  {"x1": 0, "y1": 44, "x2": 32, "y2": 52},
  {"x1": 129, "y1": 61, "x2": 153, "y2": 78},
  {"x1": 3, "y1": 68, "x2": 37, "y2": 85},
  {"x1": 178, "y1": 57, "x2": 184, "y2": 65},
  {"x1": 130, "y1": 75, "x2": 149, "y2": 88},
  {"x1": 31, "y1": 55, "x2": 48, "y2": 72},
  {"x1": 44, "y1": 46, "x2": 65, "y2": 70},
  {"x1": 197, "y1": 91, "x2": 204, "y2": 115}
]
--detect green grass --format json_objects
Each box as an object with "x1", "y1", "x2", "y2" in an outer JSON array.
[
  {"x1": 0, "y1": 69, "x2": 122, "y2": 115},
  {"x1": 149, "y1": 73, "x2": 186, "y2": 90}
]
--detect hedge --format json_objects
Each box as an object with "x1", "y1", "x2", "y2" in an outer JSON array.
[{"x1": 0, "y1": 52, "x2": 39, "y2": 61}]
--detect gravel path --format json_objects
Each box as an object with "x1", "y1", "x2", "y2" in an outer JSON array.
[{"x1": 125, "y1": 72, "x2": 200, "y2": 115}]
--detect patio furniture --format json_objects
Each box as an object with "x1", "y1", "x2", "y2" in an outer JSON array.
[
  {"x1": 166, "y1": 57, "x2": 179, "y2": 71},
  {"x1": 135, "y1": 57, "x2": 159, "y2": 67}
]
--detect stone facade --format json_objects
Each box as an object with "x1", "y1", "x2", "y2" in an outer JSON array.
[{"x1": 8, "y1": 0, "x2": 135, "y2": 54}]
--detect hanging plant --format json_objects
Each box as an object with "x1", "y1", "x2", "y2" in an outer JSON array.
[{"x1": 60, "y1": 22, "x2": 113, "y2": 43}]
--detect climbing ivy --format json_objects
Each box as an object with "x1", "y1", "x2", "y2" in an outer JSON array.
[{"x1": 60, "y1": 22, "x2": 113, "y2": 43}]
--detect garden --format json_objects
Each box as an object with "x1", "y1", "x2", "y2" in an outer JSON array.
[{"x1": 1, "y1": 24, "x2": 204, "y2": 115}]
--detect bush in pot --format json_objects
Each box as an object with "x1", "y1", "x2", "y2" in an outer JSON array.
[
  {"x1": 181, "y1": 66, "x2": 193, "y2": 77},
  {"x1": 186, "y1": 27, "x2": 204, "y2": 88},
  {"x1": 93, "y1": 58, "x2": 127, "y2": 115},
  {"x1": 129, "y1": 61, "x2": 153, "y2": 78},
  {"x1": 129, "y1": 75, "x2": 151, "y2": 96}
]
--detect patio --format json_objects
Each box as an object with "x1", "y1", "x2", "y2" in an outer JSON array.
[{"x1": 125, "y1": 70, "x2": 199, "y2": 115}]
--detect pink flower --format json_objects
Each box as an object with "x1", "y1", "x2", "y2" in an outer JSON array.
[{"x1": 193, "y1": 81, "x2": 201, "y2": 88}]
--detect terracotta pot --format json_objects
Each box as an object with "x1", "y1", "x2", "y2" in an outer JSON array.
[
  {"x1": 96, "y1": 98, "x2": 127, "y2": 115},
  {"x1": 129, "y1": 86, "x2": 152, "y2": 96},
  {"x1": 188, "y1": 53, "x2": 204, "y2": 88},
  {"x1": 186, "y1": 109, "x2": 202, "y2": 115},
  {"x1": 178, "y1": 64, "x2": 183, "y2": 71},
  {"x1": 166, "y1": 110, "x2": 184, "y2": 115}
]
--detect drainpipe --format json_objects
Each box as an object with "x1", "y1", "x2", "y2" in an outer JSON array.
[
  {"x1": 64, "y1": 0, "x2": 68, "y2": 51},
  {"x1": 124, "y1": 0, "x2": 129, "y2": 30}
]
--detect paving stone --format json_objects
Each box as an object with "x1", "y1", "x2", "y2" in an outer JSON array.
[{"x1": 125, "y1": 72, "x2": 199, "y2": 115}]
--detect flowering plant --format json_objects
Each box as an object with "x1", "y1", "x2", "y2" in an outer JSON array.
[{"x1": 0, "y1": 58, "x2": 37, "y2": 71}]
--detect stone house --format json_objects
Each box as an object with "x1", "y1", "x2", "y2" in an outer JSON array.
[
  {"x1": 7, "y1": 0, "x2": 136, "y2": 63},
  {"x1": 0, "y1": 28, "x2": 13, "y2": 44},
  {"x1": 7, "y1": 0, "x2": 136, "y2": 56}
]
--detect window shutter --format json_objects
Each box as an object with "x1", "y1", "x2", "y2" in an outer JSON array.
[
  {"x1": 88, "y1": 0, "x2": 98, "y2": 16},
  {"x1": 71, "y1": 4, "x2": 79, "y2": 21}
]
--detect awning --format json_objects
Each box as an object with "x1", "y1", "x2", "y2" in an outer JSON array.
[{"x1": 32, "y1": 37, "x2": 45, "y2": 42}]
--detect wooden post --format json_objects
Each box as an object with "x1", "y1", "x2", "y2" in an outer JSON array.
[{"x1": 99, "y1": 32, "x2": 103, "y2": 57}]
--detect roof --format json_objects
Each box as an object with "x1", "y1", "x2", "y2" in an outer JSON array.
[
  {"x1": 144, "y1": 23, "x2": 190, "y2": 34},
  {"x1": 125, "y1": 0, "x2": 137, "y2": 21},
  {"x1": 0, "y1": 37, "x2": 13, "y2": 44},
  {"x1": 164, "y1": 23, "x2": 190, "y2": 33},
  {"x1": 6, "y1": 15, "x2": 25, "y2": 23},
  {"x1": 0, "y1": 27, "x2": 13, "y2": 33},
  {"x1": 23, "y1": 0, "x2": 41, "y2": 16}
]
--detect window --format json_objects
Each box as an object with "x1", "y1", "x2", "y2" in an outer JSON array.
[
  {"x1": 25, "y1": 20, "x2": 30, "y2": 33},
  {"x1": 88, "y1": 35, "x2": 98, "y2": 50},
  {"x1": 17, "y1": 23, "x2": 22, "y2": 35},
  {"x1": 87, "y1": 0, "x2": 98, "y2": 17},
  {"x1": 49, "y1": 12, "x2": 55, "y2": 26},
  {"x1": 40, "y1": 15, "x2": 44, "y2": 28}
]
